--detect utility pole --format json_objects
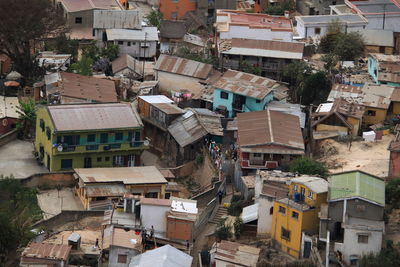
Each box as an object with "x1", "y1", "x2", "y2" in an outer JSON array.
[
  {"x1": 325, "y1": 230, "x2": 330, "y2": 267},
  {"x1": 383, "y1": 4, "x2": 386, "y2": 30}
]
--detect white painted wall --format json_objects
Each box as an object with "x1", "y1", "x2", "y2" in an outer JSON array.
[
  {"x1": 141, "y1": 204, "x2": 170, "y2": 234},
  {"x1": 156, "y1": 71, "x2": 204, "y2": 95},
  {"x1": 364, "y1": 14, "x2": 400, "y2": 32},
  {"x1": 220, "y1": 25, "x2": 293, "y2": 42},
  {"x1": 336, "y1": 228, "x2": 383, "y2": 265},
  {"x1": 113, "y1": 40, "x2": 157, "y2": 58},
  {"x1": 296, "y1": 22, "x2": 364, "y2": 39},
  {"x1": 257, "y1": 194, "x2": 274, "y2": 235}
]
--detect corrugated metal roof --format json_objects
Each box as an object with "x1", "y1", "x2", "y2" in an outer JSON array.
[
  {"x1": 168, "y1": 108, "x2": 223, "y2": 147},
  {"x1": 140, "y1": 198, "x2": 172, "y2": 206},
  {"x1": 154, "y1": 54, "x2": 213, "y2": 80},
  {"x1": 212, "y1": 241, "x2": 260, "y2": 267},
  {"x1": 213, "y1": 70, "x2": 283, "y2": 100},
  {"x1": 106, "y1": 27, "x2": 158, "y2": 41},
  {"x1": 291, "y1": 176, "x2": 328, "y2": 194},
  {"x1": 93, "y1": 10, "x2": 141, "y2": 29},
  {"x1": 329, "y1": 170, "x2": 385, "y2": 206},
  {"x1": 76, "y1": 166, "x2": 168, "y2": 185},
  {"x1": 171, "y1": 197, "x2": 197, "y2": 214},
  {"x1": 160, "y1": 20, "x2": 187, "y2": 39},
  {"x1": 358, "y1": 29, "x2": 394, "y2": 47},
  {"x1": 60, "y1": 0, "x2": 122, "y2": 12},
  {"x1": 49, "y1": 72, "x2": 118, "y2": 103},
  {"x1": 316, "y1": 103, "x2": 334, "y2": 113},
  {"x1": 112, "y1": 54, "x2": 155, "y2": 76},
  {"x1": 0, "y1": 96, "x2": 18, "y2": 119},
  {"x1": 296, "y1": 14, "x2": 367, "y2": 24},
  {"x1": 267, "y1": 101, "x2": 305, "y2": 128},
  {"x1": 21, "y1": 242, "x2": 71, "y2": 261},
  {"x1": 237, "y1": 109, "x2": 305, "y2": 152},
  {"x1": 221, "y1": 39, "x2": 304, "y2": 60},
  {"x1": 129, "y1": 244, "x2": 193, "y2": 267},
  {"x1": 139, "y1": 95, "x2": 174, "y2": 104},
  {"x1": 152, "y1": 103, "x2": 184, "y2": 115},
  {"x1": 47, "y1": 103, "x2": 142, "y2": 132}
]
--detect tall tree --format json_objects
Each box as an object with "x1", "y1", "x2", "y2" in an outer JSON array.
[
  {"x1": 0, "y1": 0, "x2": 65, "y2": 81},
  {"x1": 16, "y1": 98, "x2": 36, "y2": 139}
]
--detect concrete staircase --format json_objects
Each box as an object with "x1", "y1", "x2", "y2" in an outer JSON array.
[{"x1": 209, "y1": 206, "x2": 228, "y2": 224}]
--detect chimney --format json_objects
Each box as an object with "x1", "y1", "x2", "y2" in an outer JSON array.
[{"x1": 255, "y1": 169, "x2": 262, "y2": 203}]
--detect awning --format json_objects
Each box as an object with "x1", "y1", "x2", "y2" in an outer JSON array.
[{"x1": 241, "y1": 203, "x2": 259, "y2": 224}]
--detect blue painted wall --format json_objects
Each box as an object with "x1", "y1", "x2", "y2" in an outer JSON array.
[
  {"x1": 213, "y1": 88, "x2": 274, "y2": 118},
  {"x1": 368, "y1": 56, "x2": 379, "y2": 84}
]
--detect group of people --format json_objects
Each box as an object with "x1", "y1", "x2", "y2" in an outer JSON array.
[{"x1": 205, "y1": 138, "x2": 223, "y2": 170}]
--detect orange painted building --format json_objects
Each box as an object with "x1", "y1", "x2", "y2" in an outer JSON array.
[{"x1": 159, "y1": 0, "x2": 197, "y2": 20}]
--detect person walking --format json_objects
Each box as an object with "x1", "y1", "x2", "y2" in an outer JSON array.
[{"x1": 218, "y1": 190, "x2": 223, "y2": 205}]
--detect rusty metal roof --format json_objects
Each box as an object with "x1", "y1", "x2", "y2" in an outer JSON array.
[
  {"x1": 50, "y1": 72, "x2": 118, "y2": 103},
  {"x1": 21, "y1": 242, "x2": 71, "y2": 261},
  {"x1": 103, "y1": 225, "x2": 142, "y2": 250},
  {"x1": 213, "y1": 70, "x2": 283, "y2": 100},
  {"x1": 60, "y1": 0, "x2": 122, "y2": 12},
  {"x1": 237, "y1": 109, "x2": 304, "y2": 152},
  {"x1": 0, "y1": 96, "x2": 18, "y2": 119},
  {"x1": 76, "y1": 166, "x2": 168, "y2": 185},
  {"x1": 261, "y1": 183, "x2": 288, "y2": 199},
  {"x1": 93, "y1": 10, "x2": 141, "y2": 30},
  {"x1": 212, "y1": 240, "x2": 260, "y2": 267},
  {"x1": 152, "y1": 103, "x2": 185, "y2": 115},
  {"x1": 168, "y1": 108, "x2": 223, "y2": 147},
  {"x1": 47, "y1": 103, "x2": 142, "y2": 132},
  {"x1": 154, "y1": 54, "x2": 213, "y2": 80},
  {"x1": 140, "y1": 198, "x2": 172, "y2": 206}
]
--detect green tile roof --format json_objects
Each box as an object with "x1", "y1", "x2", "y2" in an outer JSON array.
[{"x1": 329, "y1": 171, "x2": 385, "y2": 206}]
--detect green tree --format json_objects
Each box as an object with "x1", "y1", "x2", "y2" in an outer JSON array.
[
  {"x1": 16, "y1": 98, "x2": 36, "y2": 139},
  {"x1": 334, "y1": 32, "x2": 364, "y2": 61},
  {"x1": 215, "y1": 219, "x2": 232, "y2": 241},
  {"x1": 241, "y1": 61, "x2": 262, "y2": 76},
  {"x1": 319, "y1": 20, "x2": 344, "y2": 53},
  {"x1": 283, "y1": 61, "x2": 312, "y2": 103},
  {"x1": 263, "y1": 0, "x2": 294, "y2": 15},
  {"x1": 301, "y1": 71, "x2": 330, "y2": 105},
  {"x1": 145, "y1": 10, "x2": 163, "y2": 29},
  {"x1": 386, "y1": 179, "x2": 400, "y2": 210},
  {"x1": 69, "y1": 55, "x2": 93, "y2": 76},
  {"x1": 44, "y1": 34, "x2": 80, "y2": 59},
  {"x1": 100, "y1": 44, "x2": 119, "y2": 61},
  {"x1": 359, "y1": 242, "x2": 400, "y2": 267},
  {"x1": 0, "y1": 0, "x2": 65, "y2": 81},
  {"x1": 289, "y1": 157, "x2": 329, "y2": 177}
]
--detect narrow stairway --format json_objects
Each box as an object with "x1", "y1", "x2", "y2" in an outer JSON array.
[{"x1": 209, "y1": 206, "x2": 228, "y2": 224}]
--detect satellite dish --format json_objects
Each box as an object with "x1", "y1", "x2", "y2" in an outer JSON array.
[
  {"x1": 57, "y1": 145, "x2": 63, "y2": 152},
  {"x1": 143, "y1": 140, "x2": 150, "y2": 146}
]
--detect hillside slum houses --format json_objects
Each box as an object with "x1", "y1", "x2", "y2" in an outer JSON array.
[{"x1": 4, "y1": 0, "x2": 400, "y2": 266}]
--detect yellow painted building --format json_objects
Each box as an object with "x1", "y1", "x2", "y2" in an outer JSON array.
[
  {"x1": 272, "y1": 176, "x2": 328, "y2": 258},
  {"x1": 363, "y1": 107, "x2": 387, "y2": 126},
  {"x1": 34, "y1": 103, "x2": 147, "y2": 171},
  {"x1": 75, "y1": 166, "x2": 168, "y2": 210}
]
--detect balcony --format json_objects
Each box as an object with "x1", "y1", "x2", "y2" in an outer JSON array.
[
  {"x1": 53, "y1": 141, "x2": 148, "y2": 155},
  {"x1": 241, "y1": 159, "x2": 278, "y2": 169}
]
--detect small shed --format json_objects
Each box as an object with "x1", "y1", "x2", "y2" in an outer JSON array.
[{"x1": 68, "y1": 232, "x2": 81, "y2": 250}]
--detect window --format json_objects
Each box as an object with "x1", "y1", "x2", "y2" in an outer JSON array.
[
  {"x1": 87, "y1": 134, "x2": 96, "y2": 142},
  {"x1": 115, "y1": 132, "x2": 123, "y2": 141},
  {"x1": 117, "y1": 254, "x2": 127, "y2": 264},
  {"x1": 61, "y1": 159, "x2": 73, "y2": 169},
  {"x1": 253, "y1": 153, "x2": 262, "y2": 158},
  {"x1": 367, "y1": 110, "x2": 376, "y2": 116},
  {"x1": 97, "y1": 157, "x2": 102, "y2": 162},
  {"x1": 279, "y1": 206, "x2": 286, "y2": 214},
  {"x1": 292, "y1": 211, "x2": 299, "y2": 219},
  {"x1": 100, "y1": 133, "x2": 108, "y2": 143},
  {"x1": 145, "y1": 192, "x2": 158, "y2": 198},
  {"x1": 269, "y1": 207, "x2": 273, "y2": 215},
  {"x1": 105, "y1": 156, "x2": 110, "y2": 161},
  {"x1": 281, "y1": 227, "x2": 291, "y2": 241},
  {"x1": 92, "y1": 29, "x2": 96, "y2": 37},
  {"x1": 358, "y1": 234, "x2": 369, "y2": 244},
  {"x1": 118, "y1": 41, "x2": 124, "y2": 45},
  {"x1": 171, "y1": 12, "x2": 177, "y2": 19},
  {"x1": 314, "y1": 27, "x2": 321, "y2": 34},
  {"x1": 256, "y1": 99, "x2": 261, "y2": 103},
  {"x1": 293, "y1": 184, "x2": 298, "y2": 193},
  {"x1": 86, "y1": 145, "x2": 99, "y2": 151},
  {"x1": 127, "y1": 41, "x2": 131, "y2": 46},
  {"x1": 46, "y1": 127, "x2": 51, "y2": 140},
  {"x1": 165, "y1": 192, "x2": 171, "y2": 199},
  {"x1": 75, "y1": 17, "x2": 82, "y2": 24},
  {"x1": 220, "y1": 91, "x2": 229, "y2": 99},
  {"x1": 40, "y1": 119, "x2": 45, "y2": 132},
  {"x1": 308, "y1": 190, "x2": 314, "y2": 199},
  {"x1": 63, "y1": 135, "x2": 80, "y2": 145}
]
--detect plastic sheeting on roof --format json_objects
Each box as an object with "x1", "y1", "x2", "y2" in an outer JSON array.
[{"x1": 241, "y1": 203, "x2": 259, "y2": 223}]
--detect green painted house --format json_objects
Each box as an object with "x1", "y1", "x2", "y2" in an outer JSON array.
[{"x1": 35, "y1": 103, "x2": 147, "y2": 171}]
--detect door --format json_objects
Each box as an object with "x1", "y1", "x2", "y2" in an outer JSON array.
[
  {"x1": 84, "y1": 157, "x2": 92, "y2": 168},
  {"x1": 46, "y1": 154, "x2": 50, "y2": 170},
  {"x1": 303, "y1": 241, "x2": 311, "y2": 258},
  {"x1": 300, "y1": 187, "x2": 305, "y2": 201}
]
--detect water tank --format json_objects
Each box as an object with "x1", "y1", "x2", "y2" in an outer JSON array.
[{"x1": 294, "y1": 192, "x2": 301, "y2": 202}]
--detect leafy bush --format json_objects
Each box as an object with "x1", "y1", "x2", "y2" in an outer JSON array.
[
  {"x1": 215, "y1": 219, "x2": 232, "y2": 241},
  {"x1": 359, "y1": 242, "x2": 400, "y2": 267},
  {"x1": 233, "y1": 216, "x2": 243, "y2": 239},
  {"x1": 289, "y1": 157, "x2": 329, "y2": 178},
  {"x1": 386, "y1": 179, "x2": 400, "y2": 211}
]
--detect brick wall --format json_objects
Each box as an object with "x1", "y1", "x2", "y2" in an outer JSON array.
[{"x1": 21, "y1": 172, "x2": 75, "y2": 188}]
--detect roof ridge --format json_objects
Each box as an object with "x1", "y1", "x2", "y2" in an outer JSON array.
[{"x1": 267, "y1": 109, "x2": 274, "y2": 143}]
